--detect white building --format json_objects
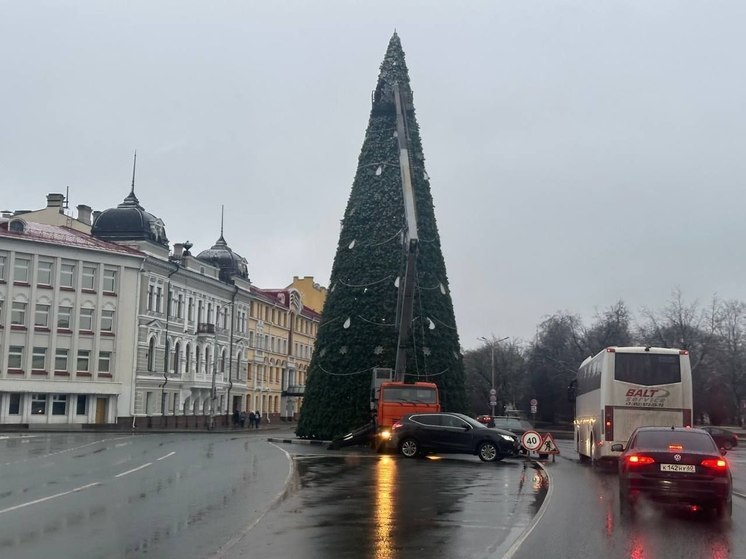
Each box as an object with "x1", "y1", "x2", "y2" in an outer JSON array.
[{"x1": 0, "y1": 218, "x2": 144, "y2": 425}]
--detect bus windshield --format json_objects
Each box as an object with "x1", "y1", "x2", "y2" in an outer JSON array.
[{"x1": 615, "y1": 353, "x2": 681, "y2": 386}]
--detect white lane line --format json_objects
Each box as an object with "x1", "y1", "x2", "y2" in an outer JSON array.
[
  {"x1": 156, "y1": 451, "x2": 176, "y2": 461},
  {"x1": 0, "y1": 482, "x2": 100, "y2": 516},
  {"x1": 115, "y1": 462, "x2": 152, "y2": 478}
]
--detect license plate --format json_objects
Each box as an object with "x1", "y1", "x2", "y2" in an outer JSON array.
[{"x1": 660, "y1": 464, "x2": 695, "y2": 473}]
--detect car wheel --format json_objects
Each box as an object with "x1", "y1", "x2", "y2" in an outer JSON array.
[
  {"x1": 723, "y1": 440, "x2": 733, "y2": 450},
  {"x1": 477, "y1": 441, "x2": 498, "y2": 462},
  {"x1": 714, "y1": 498, "x2": 732, "y2": 519},
  {"x1": 399, "y1": 438, "x2": 419, "y2": 458}
]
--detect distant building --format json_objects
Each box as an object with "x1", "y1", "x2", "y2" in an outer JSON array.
[{"x1": 0, "y1": 188, "x2": 322, "y2": 428}]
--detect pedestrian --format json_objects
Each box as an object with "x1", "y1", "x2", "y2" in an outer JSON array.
[
  {"x1": 240, "y1": 410, "x2": 247, "y2": 428},
  {"x1": 248, "y1": 411, "x2": 255, "y2": 428},
  {"x1": 232, "y1": 408, "x2": 240, "y2": 427},
  {"x1": 255, "y1": 411, "x2": 261, "y2": 429}
]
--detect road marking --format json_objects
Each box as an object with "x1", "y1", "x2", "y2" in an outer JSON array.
[
  {"x1": 0, "y1": 482, "x2": 100, "y2": 516},
  {"x1": 157, "y1": 451, "x2": 176, "y2": 461},
  {"x1": 115, "y1": 462, "x2": 152, "y2": 478}
]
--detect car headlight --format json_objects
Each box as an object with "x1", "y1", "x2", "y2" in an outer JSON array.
[
  {"x1": 379, "y1": 430, "x2": 391, "y2": 441},
  {"x1": 500, "y1": 434, "x2": 515, "y2": 442}
]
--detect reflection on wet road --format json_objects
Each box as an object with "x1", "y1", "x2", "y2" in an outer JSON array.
[
  {"x1": 225, "y1": 450, "x2": 547, "y2": 559},
  {"x1": 509, "y1": 440, "x2": 746, "y2": 559}
]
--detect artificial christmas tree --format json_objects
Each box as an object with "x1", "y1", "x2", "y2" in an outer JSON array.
[{"x1": 296, "y1": 33, "x2": 466, "y2": 440}]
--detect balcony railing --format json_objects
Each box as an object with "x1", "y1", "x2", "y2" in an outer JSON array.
[
  {"x1": 196, "y1": 323, "x2": 215, "y2": 336},
  {"x1": 283, "y1": 384, "x2": 305, "y2": 397}
]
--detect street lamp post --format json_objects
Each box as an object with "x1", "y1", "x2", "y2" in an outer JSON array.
[{"x1": 478, "y1": 335, "x2": 509, "y2": 416}]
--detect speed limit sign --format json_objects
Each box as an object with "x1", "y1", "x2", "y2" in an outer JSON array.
[{"x1": 521, "y1": 430, "x2": 543, "y2": 452}]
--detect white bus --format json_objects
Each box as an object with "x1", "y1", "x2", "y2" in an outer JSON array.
[{"x1": 572, "y1": 346, "x2": 693, "y2": 463}]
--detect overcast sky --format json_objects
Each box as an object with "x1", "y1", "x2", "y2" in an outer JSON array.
[{"x1": 2, "y1": 1, "x2": 745, "y2": 350}]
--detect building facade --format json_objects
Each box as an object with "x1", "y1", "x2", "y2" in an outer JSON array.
[
  {"x1": 0, "y1": 219, "x2": 143, "y2": 425},
  {"x1": 0, "y1": 191, "x2": 321, "y2": 427}
]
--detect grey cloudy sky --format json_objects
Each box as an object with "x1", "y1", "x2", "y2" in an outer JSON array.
[{"x1": 2, "y1": 1, "x2": 745, "y2": 350}]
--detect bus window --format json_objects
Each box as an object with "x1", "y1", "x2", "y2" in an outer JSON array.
[{"x1": 615, "y1": 353, "x2": 681, "y2": 385}]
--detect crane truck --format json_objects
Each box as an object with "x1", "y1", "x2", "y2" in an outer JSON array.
[{"x1": 329, "y1": 82, "x2": 440, "y2": 451}]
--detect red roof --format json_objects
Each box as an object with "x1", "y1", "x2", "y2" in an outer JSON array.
[{"x1": 0, "y1": 220, "x2": 145, "y2": 258}]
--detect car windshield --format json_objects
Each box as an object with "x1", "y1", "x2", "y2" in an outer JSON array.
[
  {"x1": 493, "y1": 418, "x2": 529, "y2": 430},
  {"x1": 633, "y1": 431, "x2": 718, "y2": 452}
]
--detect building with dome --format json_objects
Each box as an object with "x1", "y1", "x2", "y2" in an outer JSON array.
[{"x1": 0, "y1": 186, "x2": 320, "y2": 428}]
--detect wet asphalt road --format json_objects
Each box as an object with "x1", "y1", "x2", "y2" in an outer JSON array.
[
  {"x1": 220, "y1": 446, "x2": 546, "y2": 559},
  {"x1": 2, "y1": 430, "x2": 745, "y2": 558},
  {"x1": 0, "y1": 431, "x2": 290, "y2": 559}
]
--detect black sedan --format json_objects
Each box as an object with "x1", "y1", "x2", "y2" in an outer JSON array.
[
  {"x1": 613, "y1": 426, "x2": 732, "y2": 518},
  {"x1": 701, "y1": 426, "x2": 738, "y2": 450},
  {"x1": 390, "y1": 412, "x2": 520, "y2": 462}
]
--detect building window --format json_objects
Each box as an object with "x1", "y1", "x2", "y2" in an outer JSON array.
[
  {"x1": 101, "y1": 309, "x2": 115, "y2": 332},
  {"x1": 82, "y1": 265, "x2": 96, "y2": 290},
  {"x1": 8, "y1": 346, "x2": 24, "y2": 369},
  {"x1": 60, "y1": 263, "x2": 75, "y2": 288},
  {"x1": 8, "y1": 393, "x2": 21, "y2": 415},
  {"x1": 147, "y1": 338, "x2": 156, "y2": 372},
  {"x1": 11, "y1": 301, "x2": 27, "y2": 326},
  {"x1": 31, "y1": 394, "x2": 47, "y2": 415},
  {"x1": 52, "y1": 395, "x2": 67, "y2": 415},
  {"x1": 0, "y1": 254, "x2": 6, "y2": 281},
  {"x1": 185, "y1": 344, "x2": 192, "y2": 374},
  {"x1": 98, "y1": 351, "x2": 111, "y2": 373},
  {"x1": 103, "y1": 269, "x2": 117, "y2": 292},
  {"x1": 32, "y1": 347, "x2": 47, "y2": 370},
  {"x1": 156, "y1": 286, "x2": 163, "y2": 313},
  {"x1": 196, "y1": 346, "x2": 202, "y2": 374},
  {"x1": 35, "y1": 304, "x2": 50, "y2": 327},
  {"x1": 13, "y1": 256, "x2": 30, "y2": 283},
  {"x1": 173, "y1": 342, "x2": 181, "y2": 374},
  {"x1": 77, "y1": 350, "x2": 90, "y2": 372},
  {"x1": 177, "y1": 294, "x2": 184, "y2": 319},
  {"x1": 58, "y1": 305, "x2": 72, "y2": 329},
  {"x1": 79, "y1": 308, "x2": 94, "y2": 331},
  {"x1": 76, "y1": 395, "x2": 87, "y2": 415},
  {"x1": 147, "y1": 284, "x2": 154, "y2": 311},
  {"x1": 37, "y1": 260, "x2": 53, "y2": 285},
  {"x1": 55, "y1": 348, "x2": 69, "y2": 371},
  {"x1": 188, "y1": 298, "x2": 194, "y2": 321}
]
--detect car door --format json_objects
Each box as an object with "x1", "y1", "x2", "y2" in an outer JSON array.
[{"x1": 438, "y1": 414, "x2": 474, "y2": 453}]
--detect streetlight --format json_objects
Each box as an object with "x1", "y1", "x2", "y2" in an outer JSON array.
[{"x1": 478, "y1": 335, "x2": 509, "y2": 416}]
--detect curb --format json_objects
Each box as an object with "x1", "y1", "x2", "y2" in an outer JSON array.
[{"x1": 267, "y1": 437, "x2": 330, "y2": 446}]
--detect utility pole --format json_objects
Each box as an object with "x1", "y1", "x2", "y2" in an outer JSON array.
[{"x1": 478, "y1": 335, "x2": 509, "y2": 416}]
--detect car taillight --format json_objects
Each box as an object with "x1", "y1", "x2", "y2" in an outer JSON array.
[
  {"x1": 627, "y1": 455, "x2": 655, "y2": 466},
  {"x1": 700, "y1": 458, "x2": 728, "y2": 470},
  {"x1": 391, "y1": 421, "x2": 403, "y2": 431}
]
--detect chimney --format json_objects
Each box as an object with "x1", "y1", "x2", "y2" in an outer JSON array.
[
  {"x1": 76, "y1": 204, "x2": 92, "y2": 225},
  {"x1": 46, "y1": 193, "x2": 65, "y2": 208}
]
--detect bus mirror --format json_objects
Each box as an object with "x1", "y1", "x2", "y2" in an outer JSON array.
[{"x1": 567, "y1": 379, "x2": 577, "y2": 403}]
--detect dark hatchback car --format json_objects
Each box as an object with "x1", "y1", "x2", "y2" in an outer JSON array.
[
  {"x1": 701, "y1": 426, "x2": 738, "y2": 450},
  {"x1": 391, "y1": 412, "x2": 520, "y2": 462},
  {"x1": 613, "y1": 427, "x2": 732, "y2": 518}
]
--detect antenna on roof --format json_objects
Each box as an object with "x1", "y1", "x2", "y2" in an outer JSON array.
[
  {"x1": 220, "y1": 204, "x2": 225, "y2": 239},
  {"x1": 131, "y1": 150, "x2": 137, "y2": 195},
  {"x1": 64, "y1": 186, "x2": 70, "y2": 209}
]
